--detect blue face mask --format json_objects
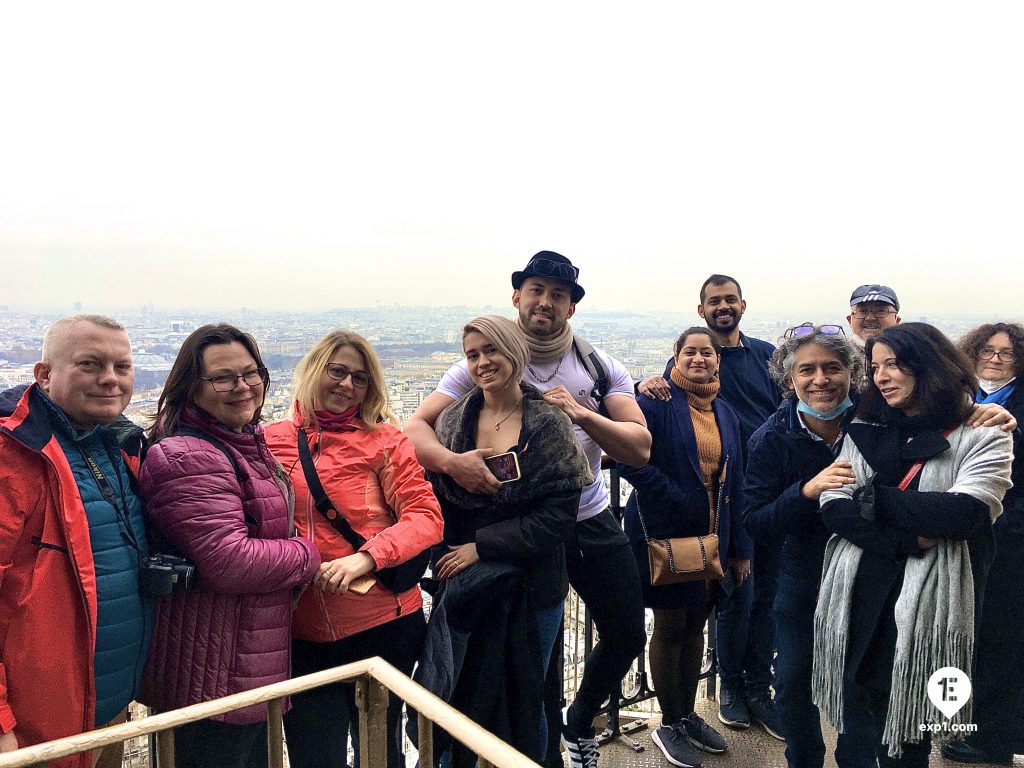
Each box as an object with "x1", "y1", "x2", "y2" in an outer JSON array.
[{"x1": 796, "y1": 395, "x2": 854, "y2": 421}]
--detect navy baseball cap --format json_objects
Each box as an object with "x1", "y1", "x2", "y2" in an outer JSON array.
[{"x1": 850, "y1": 284, "x2": 899, "y2": 312}]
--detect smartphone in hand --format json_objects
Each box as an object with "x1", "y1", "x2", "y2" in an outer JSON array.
[{"x1": 484, "y1": 451, "x2": 521, "y2": 483}]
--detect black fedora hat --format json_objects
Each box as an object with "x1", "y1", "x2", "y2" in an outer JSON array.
[{"x1": 511, "y1": 251, "x2": 585, "y2": 303}]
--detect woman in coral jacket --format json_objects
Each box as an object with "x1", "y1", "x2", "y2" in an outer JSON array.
[
  {"x1": 265, "y1": 329, "x2": 444, "y2": 768},
  {"x1": 140, "y1": 324, "x2": 321, "y2": 768}
]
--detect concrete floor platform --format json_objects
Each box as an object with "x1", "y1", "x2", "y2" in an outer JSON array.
[{"x1": 596, "y1": 698, "x2": 1024, "y2": 768}]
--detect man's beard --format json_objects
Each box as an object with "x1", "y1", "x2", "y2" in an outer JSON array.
[
  {"x1": 521, "y1": 310, "x2": 563, "y2": 338},
  {"x1": 707, "y1": 310, "x2": 741, "y2": 335}
]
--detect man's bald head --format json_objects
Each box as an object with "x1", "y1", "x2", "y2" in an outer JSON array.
[{"x1": 42, "y1": 314, "x2": 125, "y2": 364}]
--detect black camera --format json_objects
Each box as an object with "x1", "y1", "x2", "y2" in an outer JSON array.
[{"x1": 139, "y1": 553, "x2": 198, "y2": 598}]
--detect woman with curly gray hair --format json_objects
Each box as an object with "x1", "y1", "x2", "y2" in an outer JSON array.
[{"x1": 743, "y1": 324, "x2": 869, "y2": 768}]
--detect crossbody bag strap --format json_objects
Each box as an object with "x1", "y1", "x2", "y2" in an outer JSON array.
[
  {"x1": 897, "y1": 426, "x2": 956, "y2": 491},
  {"x1": 634, "y1": 491, "x2": 653, "y2": 542},
  {"x1": 636, "y1": 482, "x2": 719, "y2": 542},
  {"x1": 708, "y1": 455, "x2": 728, "y2": 537},
  {"x1": 296, "y1": 428, "x2": 367, "y2": 550}
]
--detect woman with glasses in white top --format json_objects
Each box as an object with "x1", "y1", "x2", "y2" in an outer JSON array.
[{"x1": 942, "y1": 323, "x2": 1024, "y2": 766}]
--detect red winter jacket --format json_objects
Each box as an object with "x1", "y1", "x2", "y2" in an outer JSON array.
[
  {"x1": 139, "y1": 411, "x2": 319, "y2": 724},
  {"x1": 0, "y1": 385, "x2": 144, "y2": 768},
  {"x1": 264, "y1": 415, "x2": 443, "y2": 642}
]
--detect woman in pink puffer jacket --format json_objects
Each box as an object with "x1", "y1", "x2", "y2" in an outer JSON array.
[{"x1": 140, "y1": 324, "x2": 320, "y2": 768}]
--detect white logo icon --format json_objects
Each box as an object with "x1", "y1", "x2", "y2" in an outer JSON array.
[{"x1": 927, "y1": 667, "x2": 971, "y2": 719}]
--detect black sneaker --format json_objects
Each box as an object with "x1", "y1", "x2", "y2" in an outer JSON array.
[
  {"x1": 560, "y1": 705, "x2": 599, "y2": 768},
  {"x1": 679, "y1": 712, "x2": 727, "y2": 754},
  {"x1": 717, "y1": 687, "x2": 750, "y2": 728},
  {"x1": 747, "y1": 694, "x2": 785, "y2": 741},
  {"x1": 940, "y1": 740, "x2": 1013, "y2": 766},
  {"x1": 652, "y1": 723, "x2": 702, "y2": 768}
]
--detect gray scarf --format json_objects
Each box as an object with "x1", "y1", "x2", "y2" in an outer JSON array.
[
  {"x1": 809, "y1": 419, "x2": 1016, "y2": 757},
  {"x1": 812, "y1": 536, "x2": 975, "y2": 757}
]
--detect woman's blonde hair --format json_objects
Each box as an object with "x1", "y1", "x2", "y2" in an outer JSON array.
[
  {"x1": 462, "y1": 315, "x2": 529, "y2": 385},
  {"x1": 290, "y1": 329, "x2": 396, "y2": 429}
]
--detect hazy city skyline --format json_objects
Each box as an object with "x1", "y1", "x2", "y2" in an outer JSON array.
[{"x1": 3, "y1": 3, "x2": 1022, "y2": 316}]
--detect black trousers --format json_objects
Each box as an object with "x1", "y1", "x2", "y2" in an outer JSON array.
[
  {"x1": 544, "y1": 508, "x2": 647, "y2": 764},
  {"x1": 284, "y1": 610, "x2": 427, "y2": 768},
  {"x1": 173, "y1": 719, "x2": 268, "y2": 768},
  {"x1": 969, "y1": 528, "x2": 1024, "y2": 756}
]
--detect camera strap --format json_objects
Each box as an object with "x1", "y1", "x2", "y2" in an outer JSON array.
[
  {"x1": 75, "y1": 443, "x2": 143, "y2": 556},
  {"x1": 297, "y1": 428, "x2": 367, "y2": 551}
]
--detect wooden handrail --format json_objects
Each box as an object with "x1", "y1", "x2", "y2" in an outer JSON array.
[{"x1": 0, "y1": 657, "x2": 540, "y2": 768}]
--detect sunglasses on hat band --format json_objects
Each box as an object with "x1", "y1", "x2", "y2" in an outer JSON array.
[{"x1": 525, "y1": 257, "x2": 579, "y2": 281}]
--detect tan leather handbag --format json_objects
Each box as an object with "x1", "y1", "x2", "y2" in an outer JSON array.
[{"x1": 636, "y1": 493, "x2": 724, "y2": 585}]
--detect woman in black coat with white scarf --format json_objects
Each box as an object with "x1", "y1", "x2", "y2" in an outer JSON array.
[{"x1": 813, "y1": 323, "x2": 1013, "y2": 767}]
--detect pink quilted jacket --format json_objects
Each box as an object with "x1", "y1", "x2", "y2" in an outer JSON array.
[{"x1": 139, "y1": 411, "x2": 320, "y2": 723}]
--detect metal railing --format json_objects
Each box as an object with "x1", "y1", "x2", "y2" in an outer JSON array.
[{"x1": 0, "y1": 658, "x2": 540, "y2": 768}]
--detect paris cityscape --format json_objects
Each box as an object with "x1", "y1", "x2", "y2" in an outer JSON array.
[{"x1": 0, "y1": 303, "x2": 995, "y2": 428}]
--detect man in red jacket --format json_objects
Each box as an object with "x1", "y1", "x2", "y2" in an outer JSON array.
[{"x1": 0, "y1": 314, "x2": 149, "y2": 768}]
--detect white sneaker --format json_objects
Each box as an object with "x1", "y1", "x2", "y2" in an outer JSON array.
[{"x1": 560, "y1": 705, "x2": 599, "y2": 768}]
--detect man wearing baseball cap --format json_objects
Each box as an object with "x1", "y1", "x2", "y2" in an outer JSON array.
[
  {"x1": 846, "y1": 284, "x2": 901, "y2": 344},
  {"x1": 407, "y1": 250, "x2": 651, "y2": 768}
]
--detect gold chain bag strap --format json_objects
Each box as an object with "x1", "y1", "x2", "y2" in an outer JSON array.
[{"x1": 635, "y1": 483, "x2": 724, "y2": 586}]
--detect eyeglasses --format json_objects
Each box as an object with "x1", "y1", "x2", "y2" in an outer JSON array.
[
  {"x1": 850, "y1": 307, "x2": 897, "y2": 319},
  {"x1": 978, "y1": 347, "x2": 1016, "y2": 362},
  {"x1": 201, "y1": 367, "x2": 268, "y2": 392},
  {"x1": 325, "y1": 363, "x2": 370, "y2": 388},
  {"x1": 784, "y1": 323, "x2": 846, "y2": 339},
  {"x1": 525, "y1": 257, "x2": 579, "y2": 282}
]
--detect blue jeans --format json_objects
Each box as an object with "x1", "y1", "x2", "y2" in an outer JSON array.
[
  {"x1": 774, "y1": 576, "x2": 872, "y2": 768},
  {"x1": 535, "y1": 602, "x2": 564, "y2": 756},
  {"x1": 715, "y1": 541, "x2": 776, "y2": 697}
]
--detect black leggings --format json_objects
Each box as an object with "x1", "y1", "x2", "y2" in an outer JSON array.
[
  {"x1": 284, "y1": 611, "x2": 427, "y2": 768},
  {"x1": 563, "y1": 509, "x2": 648, "y2": 728},
  {"x1": 649, "y1": 606, "x2": 711, "y2": 724}
]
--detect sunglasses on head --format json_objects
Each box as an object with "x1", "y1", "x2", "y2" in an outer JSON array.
[{"x1": 784, "y1": 323, "x2": 846, "y2": 339}]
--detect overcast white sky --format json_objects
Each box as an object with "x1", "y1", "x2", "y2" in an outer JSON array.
[{"x1": 1, "y1": 2, "x2": 1022, "y2": 318}]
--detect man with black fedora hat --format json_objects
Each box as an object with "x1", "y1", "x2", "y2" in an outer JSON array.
[{"x1": 407, "y1": 250, "x2": 651, "y2": 768}]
